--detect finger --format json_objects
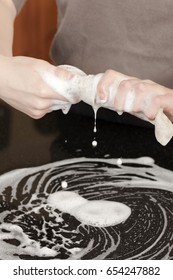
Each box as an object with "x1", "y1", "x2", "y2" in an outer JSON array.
[
  {"x1": 97, "y1": 69, "x2": 131, "y2": 102},
  {"x1": 143, "y1": 96, "x2": 161, "y2": 120},
  {"x1": 114, "y1": 79, "x2": 139, "y2": 112},
  {"x1": 137, "y1": 83, "x2": 167, "y2": 119},
  {"x1": 116, "y1": 80, "x2": 163, "y2": 116}
]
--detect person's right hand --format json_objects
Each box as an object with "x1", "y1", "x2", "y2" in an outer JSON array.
[
  {"x1": 97, "y1": 69, "x2": 173, "y2": 122},
  {"x1": 0, "y1": 55, "x2": 78, "y2": 118}
]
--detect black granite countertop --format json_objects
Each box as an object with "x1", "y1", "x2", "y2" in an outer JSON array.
[
  {"x1": 1, "y1": 101, "x2": 173, "y2": 260},
  {"x1": 0, "y1": 101, "x2": 173, "y2": 175}
]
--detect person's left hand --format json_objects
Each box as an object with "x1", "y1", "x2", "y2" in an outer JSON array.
[{"x1": 97, "y1": 69, "x2": 173, "y2": 121}]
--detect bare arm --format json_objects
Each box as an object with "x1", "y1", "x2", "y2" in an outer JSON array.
[
  {"x1": 0, "y1": 0, "x2": 17, "y2": 56},
  {"x1": 0, "y1": 0, "x2": 76, "y2": 119}
]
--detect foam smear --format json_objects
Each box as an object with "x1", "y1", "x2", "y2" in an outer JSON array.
[{"x1": 0, "y1": 157, "x2": 173, "y2": 260}]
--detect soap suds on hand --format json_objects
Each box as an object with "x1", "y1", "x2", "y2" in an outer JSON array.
[
  {"x1": 124, "y1": 89, "x2": 135, "y2": 112},
  {"x1": 40, "y1": 65, "x2": 173, "y2": 145}
]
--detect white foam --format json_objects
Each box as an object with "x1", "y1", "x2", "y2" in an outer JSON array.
[
  {"x1": 47, "y1": 191, "x2": 87, "y2": 213},
  {"x1": 124, "y1": 89, "x2": 135, "y2": 112},
  {"x1": 74, "y1": 200, "x2": 131, "y2": 227},
  {"x1": 47, "y1": 191, "x2": 131, "y2": 227}
]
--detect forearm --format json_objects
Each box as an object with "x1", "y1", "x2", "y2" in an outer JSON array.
[{"x1": 0, "y1": 0, "x2": 16, "y2": 56}]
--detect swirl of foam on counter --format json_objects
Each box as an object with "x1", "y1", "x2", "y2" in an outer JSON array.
[{"x1": 0, "y1": 157, "x2": 173, "y2": 260}]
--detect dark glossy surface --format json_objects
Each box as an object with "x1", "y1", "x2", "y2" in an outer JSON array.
[{"x1": 0, "y1": 102, "x2": 173, "y2": 175}]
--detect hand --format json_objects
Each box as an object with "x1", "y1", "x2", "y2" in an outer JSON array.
[
  {"x1": 97, "y1": 69, "x2": 173, "y2": 121},
  {"x1": 0, "y1": 55, "x2": 78, "y2": 118}
]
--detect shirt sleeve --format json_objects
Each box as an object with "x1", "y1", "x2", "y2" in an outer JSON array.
[{"x1": 12, "y1": 0, "x2": 26, "y2": 13}]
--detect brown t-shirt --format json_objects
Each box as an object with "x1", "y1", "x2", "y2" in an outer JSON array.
[{"x1": 51, "y1": 0, "x2": 173, "y2": 89}]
